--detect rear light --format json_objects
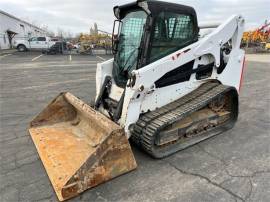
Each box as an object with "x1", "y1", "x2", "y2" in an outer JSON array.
[{"x1": 239, "y1": 55, "x2": 245, "y2": 93}]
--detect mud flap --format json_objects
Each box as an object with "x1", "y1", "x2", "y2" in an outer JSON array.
[{"x1": 29, "y1": 92, "x2": 137, "y2": 201}]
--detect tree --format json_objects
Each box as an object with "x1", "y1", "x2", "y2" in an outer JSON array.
[
  {"x1": 57, "y1": 28, "x2": 64, "y2": 38},
  {"x1": 90, "y1": 23, "x2": 98, "y2": 35},
  {"x1": 94, "y1": 23, "x2": 98, "y2": 34},
  {"x1": 41, "y1": 24, "x2": 55, "y2": 37}
]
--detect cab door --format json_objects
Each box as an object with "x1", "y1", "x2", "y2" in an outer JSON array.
[
  {"x1": 29, "y1": 37, "x2": 38, "y2": 49},
  {"x1": 36, "y1": 37, "x2": 47, "y2": 49}
]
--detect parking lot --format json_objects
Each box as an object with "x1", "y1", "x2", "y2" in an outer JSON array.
[{"x1": 0, "y1": 52, "x2": 269, "y2": 202}]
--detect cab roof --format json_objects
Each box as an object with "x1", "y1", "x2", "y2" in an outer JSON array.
[{"x1": 113, "y1": 0, "x2": 197, "y2": 19}]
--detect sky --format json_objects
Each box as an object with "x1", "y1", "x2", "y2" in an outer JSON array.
[{"x1": 0, "y1": 0, "x2": 269, "y2": 36}]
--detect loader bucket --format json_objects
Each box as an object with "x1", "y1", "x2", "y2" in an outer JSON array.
[{"x1": 29, "y1": 92, "x2": 137, "y2": 201}]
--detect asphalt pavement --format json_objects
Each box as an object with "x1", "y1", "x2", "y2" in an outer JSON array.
[{"x1": 0, "y1": 52, "x2": 269, "y2": 202}]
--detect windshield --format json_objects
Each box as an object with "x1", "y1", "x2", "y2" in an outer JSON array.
[{"x1": 113, "y1": 10, "x2": 147, "y2": 87}]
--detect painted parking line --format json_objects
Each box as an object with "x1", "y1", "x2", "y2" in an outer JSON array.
[
  {"x1": 69, "y1": 55, "x2": 72, "y2": 61},
  {"x1": 31, "y1": 54, "x2": 44, "y2": 61},
  {"x1": 0, "y1": 53, "x2": 12, "y2": 59},
  {"x1": 96, "y1": 56, "x2": 106, "y2": 61}
]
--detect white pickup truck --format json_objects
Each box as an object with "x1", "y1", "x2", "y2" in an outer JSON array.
[{"x1": 14, "y1": 36, "x2": 56, "y2": 52}]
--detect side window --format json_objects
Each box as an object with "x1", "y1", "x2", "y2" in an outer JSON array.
[
  {"x1": 149, "y1": 12, "x2": 196, "y2": 63},
  {"x1": 37, "y1": 37, "x2": 46, "y2": 41},
  {"x1": 30, "y1": 37, "x2": 37, "y2": 42}
]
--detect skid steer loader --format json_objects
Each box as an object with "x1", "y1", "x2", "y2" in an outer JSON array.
[{"x1": 29, "y1": 0, "x2": 245, "y2": 200}]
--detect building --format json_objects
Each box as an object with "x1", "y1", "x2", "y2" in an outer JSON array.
[{"x1": 0, "y1": 10, "x2": 47, "y2": 50}]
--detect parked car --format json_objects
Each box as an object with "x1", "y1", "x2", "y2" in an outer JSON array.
[
  {"x1": 42, "y1": 42, "x2": 67, "y2": 54},
  {"x1": 14, "y1": 36, "x2": 56, "y2": 52}
]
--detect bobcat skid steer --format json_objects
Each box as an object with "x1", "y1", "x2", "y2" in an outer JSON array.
[{"x1": 29, "y1": 0, "x2": 245, "y2": 201}]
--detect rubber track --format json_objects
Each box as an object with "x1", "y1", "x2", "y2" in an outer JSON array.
[{"x1": 131, "y1": 82, "x2": 231, "y2": 157}]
